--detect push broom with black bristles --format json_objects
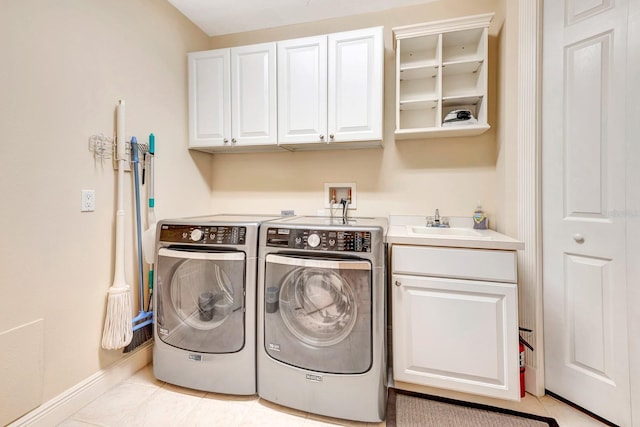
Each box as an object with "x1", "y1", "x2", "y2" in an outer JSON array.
[
  {"x1": 123, "y1": 136, "x2": 153, "y2": 353},
  {"x1": 101, "y1": 100, "x2": 133, "y2": 350}
]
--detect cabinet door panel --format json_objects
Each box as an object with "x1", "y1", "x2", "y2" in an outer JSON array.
[
  {"x1": 392, "y1": 273, "x2": 519, "y2": 400},
  {"x1": 328, "y1": 28, "x2": 383, "y2": 142},
  {"x1": 188, "y1": 49, "x2": 231, "y2": 148},
  {"x1": 231, "y1": 43, "x2": 277, "y2": 146},
  {"x1": 277, "y1": 36, "x2": 328, "y2": 144}
]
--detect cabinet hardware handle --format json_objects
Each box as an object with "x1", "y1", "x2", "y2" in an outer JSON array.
[
  {"x1": 223, "y1": 138, "x2": 229, "y2": 143},
  {"x1": 231, "y1": 138, "x2": 237, "y2": 144},
  {"x1": 573, "y1": 233, "x2": 585, "y2": 243},
  {"x1": 319, "y1": 134, "x2": 325, "y2": 140},
  {"x1": 329, "y1": 134, "x2": 335, "y2": 139},
  {"x1": 395, "y1": 280, "x2": 401, "y2": 287}
]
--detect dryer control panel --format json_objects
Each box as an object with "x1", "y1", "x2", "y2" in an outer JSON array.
[
  {"x1": 159, "y1": 224, "x2": 246, "y2": 245},
  {"x1": 266, "y1": 228, "x2": 372, "y2": 252}
]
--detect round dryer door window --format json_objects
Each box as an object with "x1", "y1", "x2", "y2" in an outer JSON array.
[
  {"x1": 279, "y1": 267, "x2": 357, "y2": 347},
  {"x1": 171, "y1": 260, "x2": 235, "y2": 330}
]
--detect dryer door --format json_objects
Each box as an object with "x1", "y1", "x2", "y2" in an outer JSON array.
[
  {"x1": 156, "y1": 248, "x2": 246, "y2": 353},
  {"x1": 264, "y1": 254, "x2": 372, "y2": 374}
]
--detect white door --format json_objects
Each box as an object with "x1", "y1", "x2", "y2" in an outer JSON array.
[
  {"x1": 542, "y1": 1, "x2": 631, "y2": 425},
  {"x1": 328, "y1": 27, "x2": 383, "y2": 142},
  {"x1": 231, "y1": 43, "x2": 277, "y2": 146},
  {"x1": 188, "y1": 49, "x2": 231, "y2": 148},
  {"x1": 277, "y1": 36, "x2": 328, "y2": 145}
]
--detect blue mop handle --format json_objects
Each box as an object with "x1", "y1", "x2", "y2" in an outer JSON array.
[{"x1": 131, "y1": 137, "x2": 145, "y2": 312}]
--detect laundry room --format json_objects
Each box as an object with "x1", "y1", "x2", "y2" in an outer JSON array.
[{"x1": 3, "y1": 0, "x2": 639, "y2": 426}]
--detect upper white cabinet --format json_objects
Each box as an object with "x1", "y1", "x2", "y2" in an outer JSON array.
[
  {"x1": 277, "y1": 35, "x2": 328, "y2": 145},
  {"x1": 188, "y1": 42, "x2": 277, "y2": 152},
  {"x1": 393, "y1": 13, "x2": 493, "y2": 139},
  {"x1": 277, "y1": 27, "x2": 384, "y2": 150}
]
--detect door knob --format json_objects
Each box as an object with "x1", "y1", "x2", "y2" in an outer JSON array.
[{"x1": 573, "y1": 233, "x2": 585, "y2": 243}]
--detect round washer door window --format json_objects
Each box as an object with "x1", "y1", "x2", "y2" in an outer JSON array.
[
  {"x1": 170, "y1": 260, "x2": 234, "y2": 330},
  {"x1": 279, "y1": 267, "x2": 357, "y2": 347}
]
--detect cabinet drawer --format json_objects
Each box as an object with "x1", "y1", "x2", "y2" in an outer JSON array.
[{"x1": 392, "y1": 245, "x2": 517, "y2": 283}]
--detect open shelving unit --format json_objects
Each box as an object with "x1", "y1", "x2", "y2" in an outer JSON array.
[{"x1": 393, "y1": 13, "x2": 494, "y2": 139}]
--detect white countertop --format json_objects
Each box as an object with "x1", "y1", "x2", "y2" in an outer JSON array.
[{"x1": 386, "y1": 215, "x2": 525, "y2": 251}]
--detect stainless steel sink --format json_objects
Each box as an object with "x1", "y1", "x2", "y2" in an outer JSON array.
[{"x1": 407, "y1": 226, "x2": 493, "y2": 239}]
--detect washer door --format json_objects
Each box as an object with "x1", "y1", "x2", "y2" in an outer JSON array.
[
  {"x1": 264, "y1": 254, "x2": 372, "y2": 374},
  {"x1": 156, "y1": 248, "x2": 245, "y2": 353}
]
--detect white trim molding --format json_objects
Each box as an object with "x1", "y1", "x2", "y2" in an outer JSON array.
[
  {"x1": 517, "y1": 0, "x2": 544, "y2": 396},
  {"x1": 8, "y1": 342, "x2": 152, "y2": 427}
]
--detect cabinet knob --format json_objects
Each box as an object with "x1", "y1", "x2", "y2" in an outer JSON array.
[
  {"x1": 573, "y1": 233, "x2": 585, "y2": 243},
  {"x1": 395, "y1": 280, "x2": 401, "y2": 287},
  {"x1": 223, "y1": 138, "x2": 229, "y2": 143},
  {"x1": 231, "y1": 138, "x2": 237, "y2": 144},
  {"x1": 329, "y1": 134, "x2": 335, "y2": 140},
  {"x1": 319, "y1": 134, "x2": 325, "y2": 140}
]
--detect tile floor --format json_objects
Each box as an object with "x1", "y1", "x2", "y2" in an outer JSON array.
[{"x1": 60, "y1": 364, "x2": 609, "y2": 427}]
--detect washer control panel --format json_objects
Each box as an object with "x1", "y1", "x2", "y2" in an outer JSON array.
[
  {"x1": 266, "y1": 228, "x2": 372, "y2": 252},
  {"x1": 159, "y1": 224, "x2": 246, "y2": 245}
]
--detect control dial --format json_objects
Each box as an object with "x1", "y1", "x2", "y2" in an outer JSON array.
[
  {"x1": 190, "y1": 229, "x2": 204, "y2": 242},
  {"x1": 307, "y1": 233, "x2": 321, "y2": 248}
]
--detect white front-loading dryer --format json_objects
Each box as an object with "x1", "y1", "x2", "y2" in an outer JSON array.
[
  {"x1": 153, "y1": 214, "x2": 280, "y2": 394},
  {"x1": 257, "y1": 216, "x2": 387, "y2": 422}
]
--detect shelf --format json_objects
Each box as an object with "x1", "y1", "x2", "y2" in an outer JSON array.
[
  {"x1": 393, "y1": 13, "x2": 493, "y2": 138},
  {"x1": 442, "y1": 95, "x2": 483, "y2": 106},
  {"x1": 399, "y1": 98, "x2": 438, "y2": 110},
  {"x1": 442, "y1": 60, "x2": 483, "y2": 75},
  {"x1": 395, "y1": 123, "x2": 490, "y2": 139},
  {"x1": 399, "y1": 63, "x2": 439, "y2": 80}
]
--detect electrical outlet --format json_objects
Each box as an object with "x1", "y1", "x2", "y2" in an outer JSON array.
[
  {"x1": 324, "y1": 182, "x2": 357, "y2": 209},
  {"x1": 81, "y1": 189, "x2": 95, "y2": 212}
]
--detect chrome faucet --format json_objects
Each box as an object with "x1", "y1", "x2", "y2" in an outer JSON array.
[{"x1": 426, "y1": 208, "x2": 449, "y2": 228}]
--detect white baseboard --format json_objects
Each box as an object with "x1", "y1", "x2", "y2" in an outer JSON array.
[{"x1": 8, "y1": 342, "x2": 152, "y2": 427}]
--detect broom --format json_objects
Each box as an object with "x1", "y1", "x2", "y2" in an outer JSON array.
[
  {"x1": 101, "y1": 100, "x2": 133, "y2": 350},
  {"x1": 123, "y1": 136, "x2": 153, "y2": 353}
]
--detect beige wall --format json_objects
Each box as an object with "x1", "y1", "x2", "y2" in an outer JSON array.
[
  {"x1": 0, "y1": 0, "x2": 519, "y2": 423},
  {"x1": 0, "y1": 0, "x2": 210, "y2": 423},
  {"x1": 204, "y1": 0, "x2": 512, "y2": 228}
]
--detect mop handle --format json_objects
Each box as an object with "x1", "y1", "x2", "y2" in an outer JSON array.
[
  {"x1": 131, "y1": 137, "x2": 145, "y2": 311},
  {"x1": 148, "y1": 133, "x2": 155, "y2": 210}
]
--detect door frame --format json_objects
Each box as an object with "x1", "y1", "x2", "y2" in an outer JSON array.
[{"x1": 516, "y1": 0, "x2": 544, "y2": 396}]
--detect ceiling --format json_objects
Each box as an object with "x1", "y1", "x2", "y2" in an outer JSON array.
[{"x1": 168, "y1": 0, "x2": 438, "y2": 36}]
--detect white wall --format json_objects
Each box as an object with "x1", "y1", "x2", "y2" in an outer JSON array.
[
  {"x1": 0, "y1": 0, "x2": 211, "y2": 423},
  {"x1": 204, "y1": 0, "x2": 511, "y2": 229}
]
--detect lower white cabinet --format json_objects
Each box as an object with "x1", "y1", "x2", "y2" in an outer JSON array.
[{"x1": 391, "y1": 244, "x2": 520, "y2": 400}]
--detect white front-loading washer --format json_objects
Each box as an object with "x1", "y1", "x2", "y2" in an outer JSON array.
[
  {"x1": 257, "y1": 216, "x2": 387, "y2": 422},
  {"x1": 153, "y1": 214, "x2": 280, "y2": 394}
]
